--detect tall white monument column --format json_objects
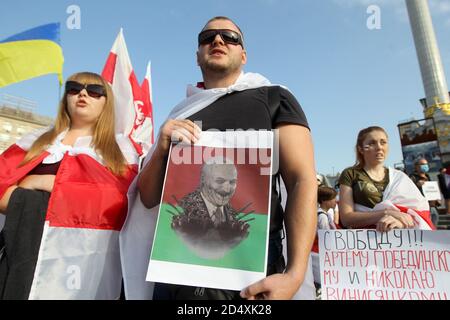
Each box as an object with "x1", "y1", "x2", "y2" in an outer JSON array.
[{"x1": 406, "y1": 0, "x2": 450, "y2": 165}]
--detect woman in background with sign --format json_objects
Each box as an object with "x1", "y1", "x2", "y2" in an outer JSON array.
[{"x1": 338, "y1": 126, "x2": 434, "y2": 232}]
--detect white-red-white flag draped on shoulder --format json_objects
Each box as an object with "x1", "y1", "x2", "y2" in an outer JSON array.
[
  {"x1": 0, "y1": 129, "x2": 139, "y2": 299},
  {"x1": 355, "y1": 168, "x2": 435, "y2": 230},
  {"x1": 102, "y1": 29, "x2": 153, "y2": 156}
]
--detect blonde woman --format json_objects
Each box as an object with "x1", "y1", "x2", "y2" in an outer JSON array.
[
  {"x1": 0, "y1": 72, "x2": 138, "y2": 299},
  {"x1": 338, "y1": 126, "x2": 434, "y2": 232}
]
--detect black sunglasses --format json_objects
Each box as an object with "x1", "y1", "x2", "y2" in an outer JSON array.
[
  {"x1": 198, "y1": 29, "x2": 244, "y2": 48},
  {"x1": 65, "y1": 81, "x2": 106, "y2": 99}
]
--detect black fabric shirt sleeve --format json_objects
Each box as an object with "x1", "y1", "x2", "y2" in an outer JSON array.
[{"x1": 273, "y1": 87, "x2": 309, "y2": 130}]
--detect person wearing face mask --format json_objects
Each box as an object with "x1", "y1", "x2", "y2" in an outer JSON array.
[
  {"x1": 409, "y1": 158, "x2": 431, "y2": 195},
  {"x1": 409, "y1": 158, "x2": 440, "y2": 226}
]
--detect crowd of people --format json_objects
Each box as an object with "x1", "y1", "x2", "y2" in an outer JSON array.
[{"x1": 0, "y1": 16, "x2": 448, "y2": 300}]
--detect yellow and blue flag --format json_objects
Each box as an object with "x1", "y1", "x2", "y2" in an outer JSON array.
[{"x1": 0, "y1": 23, "x2": 64, "y2": 88}]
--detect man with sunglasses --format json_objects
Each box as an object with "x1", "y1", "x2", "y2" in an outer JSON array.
[{"x1": 128, "y1": 16, "x2": 317, "y2": 300}]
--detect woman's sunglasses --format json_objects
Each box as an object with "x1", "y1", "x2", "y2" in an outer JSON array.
[
  {"x1": 198, "y1": 29, "x2": 244, "y2": 48},
  {"x1": 65, "y1": 81, "x2": 106, "y2": 99}
]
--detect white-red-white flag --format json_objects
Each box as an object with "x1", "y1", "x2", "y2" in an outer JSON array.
[
  {"x1": 102, "y1": 29, "x2": 153, "y2": 156},
  {"x1": 139, "y1": 62, "x2": 154, "y2": 145}
]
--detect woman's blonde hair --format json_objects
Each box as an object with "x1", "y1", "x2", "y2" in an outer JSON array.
[
  {"x1": 354, "y1": 126, "x2": 388, "y2": 169},
  {"x1": 20, "y1": 72, "x2": 127, "y2": 175}
]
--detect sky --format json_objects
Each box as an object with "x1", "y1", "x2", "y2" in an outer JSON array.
[{"x1": 1, "y1": 0, "x2": 450, "y2": 176}]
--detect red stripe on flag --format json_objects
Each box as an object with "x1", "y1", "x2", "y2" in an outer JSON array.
[
  {"x1": 128, "y1": 71, "x2": 142, "y2": 101},
  {"x1": 102, "y1": 52, "x2": 118, "y2": 83},
  {"x1": 128, "y1": 70, "x2": 146, "y2": 155},
  {"x1": 395, "y1": 205, "x2": 435, "y2": 230},
  {"x1": 47, "y1": 154, "x2": 137, "y2": 231},
  {"x1": 141, "y1": 76, "x2": 154, "y2": 144},
  {"x1": 311, "y1": 235, "x2": 319, "y2": 253},
  {"x1": 128, "y1": 133, "x2": 143, "y2": 156},
  {"x1": 0, "y1": 144, "x2": 48, "y2": 198}
]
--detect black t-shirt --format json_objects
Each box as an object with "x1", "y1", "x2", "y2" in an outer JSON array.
[{"x1": 187, "y1": 86, "x2": 309, "y2": 234}]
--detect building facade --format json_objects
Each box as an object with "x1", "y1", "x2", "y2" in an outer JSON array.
[{"x1": 0, "y1": 105, "x2": 53, "y2": 153}]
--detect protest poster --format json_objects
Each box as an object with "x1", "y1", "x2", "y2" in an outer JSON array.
[
  {"x1": 319, "y1": 229, "x2": 450, "y2": 300},
  {"x1": 146, "y1": 131, "x2": 273, "y2": 290},
  {"x1": 422, "y1": 181, "x2": 442, "y2": 201}
]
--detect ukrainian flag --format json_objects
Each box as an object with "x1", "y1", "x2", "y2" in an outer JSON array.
[{"x1": 0, "y1": 23, "x2": 64, "y2": 88}]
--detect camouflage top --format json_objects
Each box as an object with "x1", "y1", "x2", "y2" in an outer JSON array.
[{"x1": 339, "y1": 167, "x2": 389, "y2": 209}]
